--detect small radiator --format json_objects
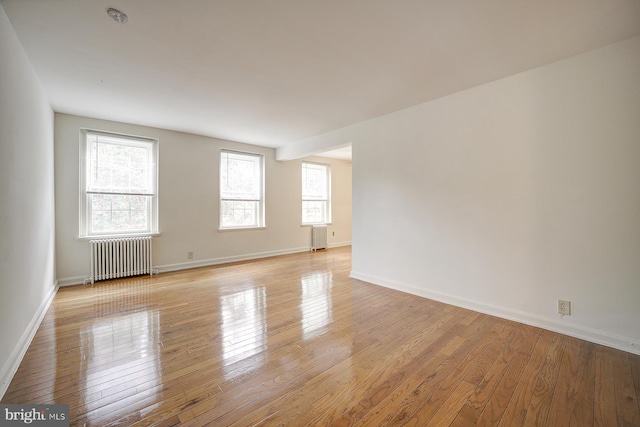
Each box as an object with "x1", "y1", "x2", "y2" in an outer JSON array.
[
  {"x1": 90, "y1": 236, "x2": 153, "y2": 284},
  {"x1": 311, "y1": 225, "x2": 328, "y2": 252}
]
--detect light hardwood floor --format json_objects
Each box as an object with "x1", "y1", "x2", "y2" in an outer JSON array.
[{"x1": 3, "y1": 246, "x2": 640, "y2": 426}]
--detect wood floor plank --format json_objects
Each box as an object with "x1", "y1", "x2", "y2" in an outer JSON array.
[
  {"x1": 547, "y1": 336, "x2": 582, "y2": 426},
  {"x1": 475, "y1": 351, "x2": 530, "y2": 426},
  {"x1": 282, "y1": 310, "x2": 465, "y2": 427},
  {"x1": 176, "y1": 299, "x2": 417, "y2": 424},
  {"x1": 611, "y1": 347, "x2": 640, "y2": 427},
  {"x1": 629, "y1": 351, "x2": 640, "y2": 415},
  {"x1": 234, "y1": 321, "x2": 455, "y2": 424},
  {"x1": 449, "y1": 326, "x2": 520, "y2": 426},
  {"x1": 496, "y1": 329, "x2": 556, "y2": 427},
  {"x1": 413, "y1": 379, "x2": 476, "y2": 426},
  {"x1": 473, "y1": 325, "x2": 542, "y2": 426},
  {"x1": 137, "y1": 292, "x2": 404, "y2": 426},
  {"x1": 2, "y1": 246, "x2": 639, "y2": 426},
  {"x1": 350, "y1": 349, "x2": 452, "y2": 426},
  {"x1": 594, "y1": 345, "x2": 618, "y2": 427},
  {"x1": 567, "y1": 339, "x2": 596, "y2": 427},
  {"x1": 376, "y1": 320, "x2": 507, "y2": 425},
  {"x1": 522, "y1": 333, "x2": 565, "y2": 426},
  {"x1": 182, "y1": 299, "x2": 455, "y2": 426}
]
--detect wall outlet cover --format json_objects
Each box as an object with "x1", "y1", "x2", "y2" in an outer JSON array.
[{"x1": 558, "y1": 300, "x2": 571, "y2": 315}]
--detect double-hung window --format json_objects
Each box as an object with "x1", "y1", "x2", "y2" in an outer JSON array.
[
  {"x1": 80, "y1": 130, "x2": 158, "y2": 237},
  {"x1": 220, "y1": 150, "x2": 264, "y2": 229},
  {"x1": 302, "y1": 162, "x2": 331, "y2": 224}
]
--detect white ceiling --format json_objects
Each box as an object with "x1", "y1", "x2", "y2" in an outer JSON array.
[{"x1": 4, "y1": 0, "x2": 640, "y2": 158}]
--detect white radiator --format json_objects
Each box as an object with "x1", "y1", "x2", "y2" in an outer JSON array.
[
  {"x1": 90, "y1": 236, "x2": 153, "y2": 284},
  {"x1": 311, "y1": 225, "x2": 328, "y2": 252}
]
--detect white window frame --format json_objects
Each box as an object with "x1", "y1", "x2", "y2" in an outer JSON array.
[
  {"x1": 302, "y1": 161, "x2": 331, "y2": 225},
  {"x1": 79, "y1": 129, "x2": 159, "y2": 238},
  {"x1": 219, "y1": 149, "x2": 265, "y2": 230}
]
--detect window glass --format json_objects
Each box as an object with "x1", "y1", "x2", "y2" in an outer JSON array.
[
  {"x1": 220, "y1": 150, "x2": 264, "y2": 229},
  {"x1": 302, "y1": 162, "x2": 331, "y2": 224},
  {"x1": 81, "y1": 130, "x2": 158, "y2": 236}
]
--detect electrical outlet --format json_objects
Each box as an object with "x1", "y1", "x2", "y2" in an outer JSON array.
[
  {"x1": 332, "y1": 231, "x2": 335, "y2": 236},
  {"x1": 188, "y1": 251, "x2": 194, "y2": 259},
  {"x1": 558, "y1": 300, "x2": 571, "y2": 316}
]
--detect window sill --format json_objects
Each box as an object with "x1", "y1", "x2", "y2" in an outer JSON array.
[
  {"x1": 301, "y1": 223, "x2": 332, "y2": 227},
  {"x1": 78, "y1": 232, "x2": 162, "y2": 241},
  {"x1": 218, "y1": 226, "x2": 266, "y2": 232}
]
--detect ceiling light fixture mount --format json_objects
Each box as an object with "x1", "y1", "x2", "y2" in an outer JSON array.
[{"x1": 106, "y1": 7, "x2": 128, "y2": 23}]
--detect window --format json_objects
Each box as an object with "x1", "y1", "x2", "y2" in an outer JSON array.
[
  {"x1": 80, "y1": 130, "x2": 158, "y2": 237},
  {"x1": 302, "y1": 162, "x2": 331, "y2": 224},
  {"x1": 220, "y1": 150, "x2": 264, "y2": 229}
]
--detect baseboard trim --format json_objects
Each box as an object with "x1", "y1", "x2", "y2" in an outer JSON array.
[
  {"x1": 350, "y1": 270, "x2": 640, "y2": 356},
  {"x1": 58, "y1": 275, "x2": 87, "y2": 287},
  {"x1": 156, "y1": 246, "x2": 312, "y2": 274},
  {"x1": 328, "y1": 241, "x2": 352, "y2": 248},
  {"x1": 57, "y1": 246, "x2": 336, "y2": 286},
  {"x1": 0, "y1": 281, "x2": 59, "y2": 400}
]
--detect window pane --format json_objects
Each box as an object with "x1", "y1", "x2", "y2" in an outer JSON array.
[
  {"x1": 90, "y1": 194, "x2": 149, "y2": 233},
  {"x1": 88, "y1": 135, "x2": 152, "y2": 194},
  {"x1": 221, "y1": 152, "x2": 261, "y2": 200},
  {"x1": 220, "y1": 150, "x2": 264, "y2": 228},
  {"x1": 82, "y1": 131, "x2": 157, "y2": 237},
  {"x1": 221, "y1": 200, "x2": 259, "y2": 228},
  {"x1": 302, "y1": 162, "x2": 330, "y2": 224},
  {"x1": 302, "y1": 201, "x2": 327, "y2": 224},
  {"x1": 302, "y1": 163, "x2": 327, "y2": 199}
]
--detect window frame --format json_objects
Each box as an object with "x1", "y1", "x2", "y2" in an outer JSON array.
[
  {"x1": 219, "y1": 149, "x2": 265, "y2": 230},
  {"x1": 79, "y1": 129, "x2": 159, "y2": 238},
  {"x1": 301, "y1": 161, "x2": 331, "y2": 225}
]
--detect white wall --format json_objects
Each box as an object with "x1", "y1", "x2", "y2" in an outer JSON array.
[
  {"x1": 0, "y1": 5, "x2": 56, "y2": 396},
  {"x1": 304, "y1": 36, "x2": 640, "y2": 354},
  {"x1": 55, "y1": 114, "x2": 352, "y2": 284}
]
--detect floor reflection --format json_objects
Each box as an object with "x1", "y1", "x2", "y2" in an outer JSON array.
[
  {"x1": 78, "y1": 279, "x2": 159, "y2": 418},
  {"x1": 2, "y1": 247, "x2": 362, "y2": 426},
  {"x1": 301, "y1": 271, "x2": 333, "y2": 340},
  {"x1": 220, "y1": 286, "x2": 267, "y2": 378}
]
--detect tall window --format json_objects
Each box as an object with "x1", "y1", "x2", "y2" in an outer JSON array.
[
  {"x1": 220, "y1": 150, "x2": 264, "y2": 229},
  {"x1": 302, "y1": 162, "x2": 331, "y2": 224},
  {"x1": 80, "y1": 130, "x2": 158, "y2": 237}
]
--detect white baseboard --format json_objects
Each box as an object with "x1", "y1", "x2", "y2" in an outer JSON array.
[
  {"x1": 158, "y1": 245, "x2": 352, "y2": 274},
  {"x1": 328, "y1": 240, "x2": 352, "y2": 248},
  {"x1": 0, "y1": 281, "x2": 59, "y2": 400},
  {"x1": 350, "y1": 270, "x2": 640, "y2": 356},
  {"x1": 58, "y1": 275, "x2": 87, "y2": 287},
  {"x1": 153, "y1": 246, "x2": 312, "y2": 274},
  {"x1": 57, "y1": 245, "x2": 353, "y2": 286}
]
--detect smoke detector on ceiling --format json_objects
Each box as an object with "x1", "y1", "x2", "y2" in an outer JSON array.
[{"x1": 106, "y1": 7, "x2": 128, "y2": 23}]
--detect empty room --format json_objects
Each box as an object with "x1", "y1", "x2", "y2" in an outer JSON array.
[{"x1": 1, "y1": 0, "x2": 640, "y2": 426}]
